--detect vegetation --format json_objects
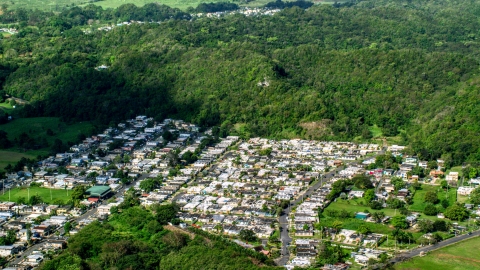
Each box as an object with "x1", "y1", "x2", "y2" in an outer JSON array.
[
  {"x1": 0, "y1": 0, "x2": 477, "y2": 170},
  {"x1": 396, "y1": 236, "x2": 480, "y2": 270},
  {"x1": 40, "y1": 204, "x2": 276, "y2": 270},
  {"x1": 0, "y1": 186, "x2": 71, "y2": 204}
]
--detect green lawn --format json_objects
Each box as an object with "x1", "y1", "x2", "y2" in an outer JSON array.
[
  {"x1": 409, "y1": 185, "x2": 456, "y2": 213},
  {"x1": 319, "y1": 216, "x2": 394, "y2": 235},
  {"x1": 0, "y1": 150, "x2": 36, "y2": 170},
  {"x1": 326, "y1": 198, "x2": 398, "y2": 217},
  {"x1": 4, "y1": 117, "x2": 91, "y2": 143},
  {"x1": 1, "y1": 0, "x2": 289, "y2": 11},
  {"x1": 396, "y1": 236, "x2": 480, "y2": 270},
  {"x1": 0, "y1": 102, "x2": 15, "y2": 115},
  {"x1": 0, "y1": 117, "x2": 92, "y2": 169},
  {"x1": 369, "y1": 125, "x2": 383, "y2": 138},
  {"x1": 0, "y1": 186, "x2": 72, "y2": 204}
]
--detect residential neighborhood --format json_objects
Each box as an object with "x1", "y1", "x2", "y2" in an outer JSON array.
[{"x1": 0, "y1": 116, "x2": 479, "y2": 269}]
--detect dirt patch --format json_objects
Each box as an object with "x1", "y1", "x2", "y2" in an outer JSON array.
[
  {"x1": 163, "y1": 225, "x2": 195, "y2": 240},
  {"x1": 299, "y1": 120, "x2": 333, "y2": 139},
  {"x1": 436, "y1": 253, "x2": 480, "y2": 263}
]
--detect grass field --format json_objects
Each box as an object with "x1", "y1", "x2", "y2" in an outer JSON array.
[
  {"x1": 0, "y1": 150, "x2": 36, "y2": 170},
  {"x1": 326, "y1": 198, "x2": 398, "y2": 218},
  {"x1": 0, "y1": 0, "x2": 339, "y2": 12},
  {"x1": 408, "y1": 184, "x2": 456, "y2": 213},
  {"x1": 0, "y1": 117, "x2": 92, "y2": 169},
  {"x1": 369, "y1": 125, "x2": 383, "y2": 138},
  {"x1": 396, "y1": 236, "x2": 480, "y2": 270},
  {"x1": 0, "y1": 102, "x2": 15, "y2": 115},
  {"x1": 0, "y1": 186, "x2": 72, "y2": 204},
  {"x1": 0, "y1": 0, "x2": 280, "y2": 11}
]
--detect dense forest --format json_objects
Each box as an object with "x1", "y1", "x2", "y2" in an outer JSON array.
[{"x1": 0, "y1": 0, "x2": 479, "y2": 167}]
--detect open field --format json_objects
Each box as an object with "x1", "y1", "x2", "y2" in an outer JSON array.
[
  {"x1": 0, "y1": 117, "x2": 92, "y2": 169},
  {"x1": 0, "y1": 0, "x2": 279, "y2": 11},
  {"x1": 4, "y1": 117, "x2": 92, "y2": 143},
  {"x1": 0, "y1": 101, "x2": 15, "y2": 115},
  {"x1": 396, "y1": 236, "x2": 480, "y2": 270},
  {"x1": 0, "y1": 0, "x2": 339, "y2": 12},
  {"x1": 0, "y1": 186, "x2": 72, "y2": 204},
  {"x1": 326, "y1": 198, "x2": 398, "y2": 217},
  {"x1": 369, "y1": 125, "x2": 382, "y2": 138},
  {"x1": 0, "y1": 150, "x2": 36, "y2": 170},
  {"x1": 408, "y1": 184, "x2": 456, "y2": 213}
]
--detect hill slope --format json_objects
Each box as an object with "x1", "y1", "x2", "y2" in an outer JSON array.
[{"x1": 0, "y1": 0, "x2": 480, "y2": 166}]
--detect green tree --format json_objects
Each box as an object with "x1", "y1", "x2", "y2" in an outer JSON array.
[
  {"x1": 64, "y1": 221, "x2": 72, "y2": 235},
  {"x1": 390, "y1": 215, "x2": 408, "y2": 229},
  {"x1": 433, "y1": 220, "x2": 448, "y2": 231},
  {"x1": 371, "y1": 211, "x2": 385, "y2": 223},
  {"x1": 239, "y1": 229, "x2": 257, "y2": 242},
  {"x1": 440, "y1": 180, "x2": 448, "y2": 189},
  {"x1": 364, "y1": 189, "x2": 375, "y2": 204},
  {"x1": 444, "y1": 203, "x2": 469, "y2": 221},
  {"x1": 470, "y1": 188, "x2": 480, "y2": 205},
  {"x1": 71, "y1": 185, "x2": 86, "y2": 201},
  {"x1": 331, "y1": 220, "x2": 343, "y2": 233},
  {"x1": 424, "y1": 191, "x2": 439, "y2": 204},
  {"x1": 417, "y1": 219, "x2": 434, "y2": 233},
  {"x1": 353, "y1": 175, "x2": 373, "y2": 190},
  {"x1": 391, "y1": 177, "x2": 406, "y2": 191},
  {"x1": 139, "y1": 178, "x2": 161, "y2": 192},
  {"x1": 424, "y1": 204, "x2": 438, "y2": 216}
]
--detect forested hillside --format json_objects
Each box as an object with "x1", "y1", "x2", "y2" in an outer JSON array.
[{"x1": 0, "y1": 0, "x2": 480, "y2": 167}]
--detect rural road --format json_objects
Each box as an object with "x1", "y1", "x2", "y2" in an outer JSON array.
[{"x1": 391, "y1": 230, "x2": 480, "y2": 263}]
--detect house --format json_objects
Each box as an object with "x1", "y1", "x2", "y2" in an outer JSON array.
[
  {"x1": 26, "y1": 254, "x2": 43, "y2": 264},
  {"x1": 446, "y1": 172, "x2": 459, "y2": 181},
  {"x1": 457, "y1": 187, "x2": 475, "y2": 196},
  {"x1": 348, "y1": 190, "x2": 364, "y2": 198},
  {"x1": 429, "y1": 170, "x2": 444, "y2": 178},
  {"x1": 295, "y1": 230, "x2": 314, "y2": 237},
  {"x1": 0, "y1": 246, "x2": 16, "y2": 257},
  {"x1": 32, "y1": 225, "x2": 55, "y2": 237},
  {"x1": 212, "y1": 214, "x2": 225, "y2": 223}
]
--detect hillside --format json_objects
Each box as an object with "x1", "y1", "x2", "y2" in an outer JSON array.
[{"x1": 0, "y1": 0, "x2": 479, "y2": 167}]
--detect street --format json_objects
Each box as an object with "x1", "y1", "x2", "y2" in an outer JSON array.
[
  {"x1": 9, "y1": 175, "x2": 141, "y2": 266},
  {"x1": 276, "y1": 168, "x2": 341, "y2": 266},
  {"x1": 391, "y1": 230, "x2": 480, "y2": 263}
]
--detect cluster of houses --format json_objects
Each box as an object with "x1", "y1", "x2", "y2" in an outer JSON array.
[
  {"x1": 0, "y1": 28, "x2": 18, "y2": 35},
  {"x1": 173, "y1": 139, "x2": 380, "y2": 241},
  {"x1": 0, "y1": 117, "x2": 217, "y2": 266},
  {"x1": 194, "y1": 7, "x2": 280, "y2": 18},
  {"x1": 0, "y1": 202, "x2": 69, "y2": 266}
]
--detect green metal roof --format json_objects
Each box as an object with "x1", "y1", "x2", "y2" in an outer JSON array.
[{"x1": 86, "y1": 186, "x2": 111, "y2": 197}]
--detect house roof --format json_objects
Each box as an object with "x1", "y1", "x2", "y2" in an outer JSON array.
[{"x1": 86, "y1": 186, "x2": 112, "y2": 198}]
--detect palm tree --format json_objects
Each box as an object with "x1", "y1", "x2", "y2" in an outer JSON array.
[
  {"x1": 214, "y1": 224, "x2": 223, "y2": 234},
  {"x1": 331, "y1": 220, "x2": 343, "y2": 234},
  {"x1": 371, "y1": 211, "x2": 385, "y2": 223}
]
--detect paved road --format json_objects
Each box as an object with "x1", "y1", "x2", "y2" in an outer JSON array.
[
  {"x1": 276, "y1": 168, "x2": 341, "y2": 266},
  {"x1": 9, "y1": 176, "x2": 141, "y2": 266},
  {"x1": 391, "y1": 230, "x2": 480, "y2": 263}
]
